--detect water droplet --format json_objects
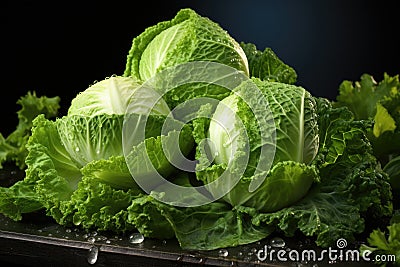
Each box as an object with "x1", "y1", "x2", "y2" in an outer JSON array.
[
  {"x1": 270, "y1": 237, "x2": 286, "y2": 248},
  {"x1": 129, "y1": 233, "x2": 144, "y2": 244},
  {"x1": 87, "y1": 236, "x2": 96, "y2": 244},
  {"x1": 105, "y1": 240, "x2": 111, "y2": 244},
  {"x1": 218, "y1": 249, "x2": 229, "y2": 257},
  {"x1": 222, "y1": 140, "x2": 231, "y2": 148},
  {"x1": 243, "y1": 256, "x2": 251, "y2": 262},
  {"x1": 75, "y1": 147, "x2": 80, "y2": 152},
  {"x1": 87, "y1": 246, "x2": 99, "y2": 265},
  {"x1": 65, "y1": 229, "x2": 72, "y2": 233},
  {"x1": 251, "y1": 248, "x2": 258, "y2": 253},
  {"x1": 96, "y1": 236, "x2": 107, "y2": 242}
]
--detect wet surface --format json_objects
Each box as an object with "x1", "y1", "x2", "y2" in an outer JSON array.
[{"x1": 0, "y1": 167, "x2": 375, "y2": 267}]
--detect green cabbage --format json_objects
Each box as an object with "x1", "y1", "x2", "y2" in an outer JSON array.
[
  {"x1": 0, "y1": 8, "x2": 394, "y2": 253},
  {"x1": 0, "y1": 75, "x2": 194, "y2": 227},
  {"x1": 68, "y1": 76, "x2": 170, "y2": 117},
  {"x1": 203, "y1": 78, "x2": 319, "y2": 212},
  {"x1": 124, "y1": 8, "x2": 249, "y2": 108},
  {"x1": 124, "y1": 8, "x2": 249, "y2": 81}
]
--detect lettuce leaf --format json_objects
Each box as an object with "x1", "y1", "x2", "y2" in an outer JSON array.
[
  {"x1": 0, "y1": 91, "x2": 60, "y2": 169},
  {"x1": 360, "y1": 222, "x2": 400, "y2": 266},
  {"x1": 335, "y1": 73, "x2": 400, "y2": 161}
]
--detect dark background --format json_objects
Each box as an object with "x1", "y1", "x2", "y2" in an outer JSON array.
[{"x1": 3, "y1": 0, "x2": 399, "y2": 133}]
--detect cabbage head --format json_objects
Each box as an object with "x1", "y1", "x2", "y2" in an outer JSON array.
[
  {"x1": 7, "y1": 75, "x2": 194, "y2": 227},
  {"x1": 203, "y1": 78, "x2": 319, "y2": 212},
  {"x1": 68, "y1": 76, "x2": 170, "y2": 117},
  {"x1": 124, "y1": 8, "x2": 249, "y2": 108}
]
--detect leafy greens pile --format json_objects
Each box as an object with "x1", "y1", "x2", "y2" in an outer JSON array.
[
  {"x1": 0, "y1": 8, "x2": 396, "y2": 254},
  {"x1": 335, "y1": 74, "x2": 400, "y2": 265}
]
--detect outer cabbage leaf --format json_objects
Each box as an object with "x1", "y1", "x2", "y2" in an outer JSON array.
[
  {"x1": 124, "y1": 122, "x2": 194, "y2": 191},
  {"x1": 58, "y1": 174, "x2": 139, "y2": 232},
  {"x1": 25, "y1": 115, "x2": 82, "y2": 220},
  {"x1": 240, "y1": 42, "x2": 297, "y2": 84},
  {"x1": 0, "y1": 180, "x2": 43, "y2": 221},
  {"x1": 191, "y1": 103, "x2": 215, "y2": 170},
  {"x1": 57, "y1": 114, "x2": 125, "y2": 168},
  {"x1": 80, "y1": 155, "x2": 140, "y2": 190},
  {"x1": 198, "y1": 161, "x2": 317, "y2": 212},
  {"x1": 0, "y1": 91, "x2": 60, "y2": 169},
  {"x1": 126, "y1": 174, "x2": 274, "y2": 250},
  {"x1": 253, "y1": 79, "x2": 319, "y2": 165},
  {"x1": 316, "y1": 97, "x2": 392, "y2": 219}
]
